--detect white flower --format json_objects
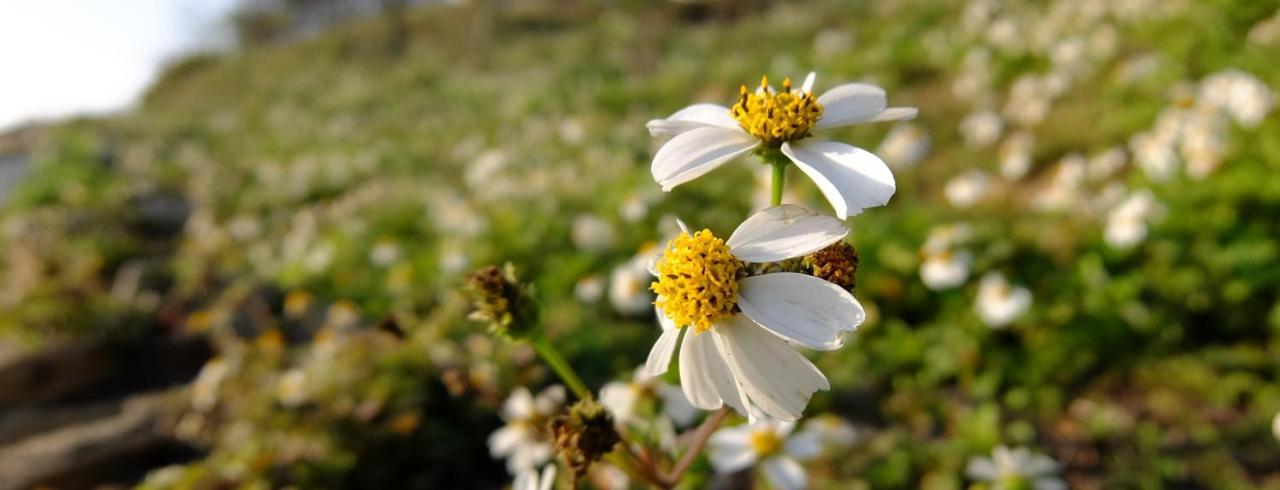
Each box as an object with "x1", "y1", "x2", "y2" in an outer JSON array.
[
  {"x1": 644, "y1": 205, "x2": 864, "y2": 422},
  {"x1": 999, "y1": 131, "x2": 1035, "y2": 180},
  {"x1": 1032, "y1": 154, "x2": 1086, "y2": 212},
  {"x1": 571, "y1": 214, "x2": 618, "y2": 253},
  {"x1": 798, "y1": 414, "x2": 859, "y2": 448},
  {"x1": 1105, "y1": 189, "x2": 1162, "y2": 249},
  {"x1": 960, "y1": 110, "x2": 1004, "y2": 147},
  {"x1": 276, "y1": 368, "x2": 309, "y2": 408},
  {"x1": 708, "y1": 419, "x2": 822, "y2": 490},
  {"x1": 574, "y1": 274, "x2": 605, "y2": 303},
  {"x1": 369, "y1": 239, "x2": 401, "y2": 267},
  {"x1": 1199, "y1": 69, "x2": 1274, "y2": 128},
  {"x1": 975, "y1": 273, "x2": 1032, "y2": 328},
  {"x1": 512, "y1": 465, "x2": 556, "y2": 490},
  {"x1": 966, "y1": 446, "x2": 1066, "y2": 490},
  {"x1": 647, "y1": 73, "x2": 916, "y2": 219},
  {"x1": 489, "y1": 386, "x2": 565, "y2": 474},
  {"x1": 1273, "y1": 411, "x2": 1280, "y2": 441},
  {"x1": 600, "y1": 367, "x2": 699, "y2": 428},
  {"x1": 191, "y1": 357, "x2": 231, "y2": 412},
  {"x1": 609, "y1": 246, "x2": 657, "y2": 316},
  {"x1": 1086, "y1": 147, "x2": 1127, "y2": 181},
  {"x1": 921, "y1": 250, "x2": 973, "y2": 291},
  {"x1": 945, "y1": 169, "x2": 991, "y2": 208},
  {"x1": 877, "y1": 123, "x2": 932, "y2": 169}
]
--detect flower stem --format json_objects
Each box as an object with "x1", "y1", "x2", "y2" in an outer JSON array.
[
  {"x1": 530, "y1": 335, "x2": 591, "y2": 400},
  {"x1": 661, "y1": 406, "x2": 731, "y2": 486},
  {"x1": 771, "y1": 161, "x2": 786, "y2": 206}
]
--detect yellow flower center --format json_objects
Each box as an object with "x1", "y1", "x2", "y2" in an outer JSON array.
[
  {"x1": 748, "y1": 429, "x2": 784, "y2": 457},
  {"x1": 650, "y1": 230, "x2": 743, "y2": 333},
  {"x1": 731, "y1": 75, "x2": 824, "y2": 146}
]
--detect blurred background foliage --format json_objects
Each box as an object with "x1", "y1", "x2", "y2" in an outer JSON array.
[{"x1": 1, "y1": 0, "x2": 1279, "y2": 488}]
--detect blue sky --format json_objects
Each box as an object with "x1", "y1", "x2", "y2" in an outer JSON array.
[{"x1": 0, "y1": 0, "x2": 241, "y2": 130}]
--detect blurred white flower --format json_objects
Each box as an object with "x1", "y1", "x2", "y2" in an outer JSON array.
[
  {"x1": 276, "y1": 368, "x2": 309, "y2": 408},
  {"x1": 1004, "y1": 76, "x2": 1052, "y2": 126},
  {"x1": 975, "y1": 272, "x2": 1032, "y2": 328},
  {"x1": 966, "y1": 446, "x2": 1066, "y2": 490},
  {"x1": 1273, "y1": 411, "x2": 1280, "y2": 441},
  {"x1": 922, "y1": 222, "x2": 974, "y2": 252},
  {"x1": 1249, "y1": 10, "x2": 1280, "y2": 45},
  {"x1": 369, "y1": 239, "x2": 401, "y2": 267},
  {"x1": 646, "y1": 206, "x2": 864, "y2": 422},
  {"x1": 921, "y1": 250, "x2": 973, "y2": 291},
  {"x1": 1199, "y1": 69, "x2": 1274, "y2": 128},
  {"x1": 599, "y1": 366, "x2": 698, "y2": 427},
  {"x1": 1033, "y1": 154, "x2": 1086, "y2": 212},
  {"x1": 618, "y1": 192, "x2": 655, "y2": 223},
  {"x1": 574, "y1": 274, "x2": 605, "y2": 303},
  {"x1": 512, "y1": 464, "x2": 556, "y2": 490},
  {"x1": 1087, "y1": 147, "x2": 1127, "y2": 181},
  {"x1": 588, "y1": 463, "x2": 629, "y2": 490},
  {"x1": 648, "y1": 72, "x2": 915, "y2": 218},
  {"x1": 960, "y1": 110, "x2": 1004, "y2": 147},
  {"x1": 191, "y1": 357, "x2": 231, "y2": 412},
  {"x1": 489, "y1": 386, "x2": 565, "y2": 475},
  {"x1": 877, "y1": 123, "x2": 931, "y2": 169},
  {"x1": 1105, "y1": 190, "x2": 1162, "y2": 249},
  {"x1": 1129, "y1": 130, "x2": 1179, "y2": 181},
  {"x1": 798, "y1": 414, "x2": 859, "y2": 448},
  {"x1": 609, "y1": 246, "x2": 657, "y2": 316},
  {"x1": 439, "y1": 241, "x2": 470, "y2": 274},
  {"x1": 708, "y1": 419, "x2": 821, "y2": 490},
  {"x1": 945, "y1": 170, "x2": 992, "y2": 208},
  {"x1": 571, "y1": 214, "x2": 618, "y2": 253},
  {"x1": 999, "y1": 131, "x2": 1035, "y2": 180}
]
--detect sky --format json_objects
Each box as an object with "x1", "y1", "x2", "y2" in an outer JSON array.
[{"x1": 0, "y1": 0, "x2": 242, "y2": 130}]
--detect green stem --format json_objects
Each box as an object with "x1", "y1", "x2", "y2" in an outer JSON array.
[
  {"x1": 530, "y1": 335, "x2": 592, "y2": 400},
  {"x1": 770, "y1": 160, "x2": 786, "y2": 207}
]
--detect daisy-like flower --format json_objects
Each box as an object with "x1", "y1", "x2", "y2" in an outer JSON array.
[
  {"x1": 975, "y1": 272, "x2": 1032, "y2": 328},
  {"x1": 643, "y1": 205, "x2": 865, "y2": 422},
  {"x1": 707, "y1": 419, "x2": 822, "y2": 490},
  {"x1": 798, "y1": 413, "x2": 859, "y2": 448},
  {"x1": 966, "y1": 445, "x2": 1066, "y2": 490},
  {"x1": 600, "y1": 366, "x2": 699, "y2": 427},
  {"x1": 512, "y1": 465, "x2": 556, "y2": 490},
  {"x1": 489, "y1": 385, "x2": 565, "y2": 474},
  {"x1": 1104, "y1": 189, "x2": 1162, "y2": 249},
  {"x1": 647, "y1": 73, "x2": 916, "y2": 219}
]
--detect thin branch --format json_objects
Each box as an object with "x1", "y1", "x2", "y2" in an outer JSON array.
[{"x1": 661, "y1": 407, "x2": 731, "y2": 487}]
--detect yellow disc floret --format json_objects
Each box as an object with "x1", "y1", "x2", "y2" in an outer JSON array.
[
  {"x1": 731, "y1": 75, "x2": 824, "y2": 146},
  {"x1": 650, "y1": 229, "x2": 743, "y2": 333},
  {"x1": 748, "y1": 428, "x2": 784, "y2": 457}
]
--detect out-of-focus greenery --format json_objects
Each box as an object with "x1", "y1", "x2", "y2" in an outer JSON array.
[{"x1": 3, "y1": 0, "x2": 1280, "y2": 488}]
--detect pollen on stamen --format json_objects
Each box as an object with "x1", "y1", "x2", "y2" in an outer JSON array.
[
  {"x1": 731, "y1": 74, "x2": 824, "y2": 146},
  {"x1": 650, "y1": 229, "x2": 743, "y2": 333}
]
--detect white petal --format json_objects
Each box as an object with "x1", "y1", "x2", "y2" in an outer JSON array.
[
  {"x1": 657, "y1": 383, "x2": 700, "y2": 427},
  {"x1": 866, "y1": 106, "x2": 918, "y2": 122},
  {"x1": 642, "y1": 309, "x2": 681, "y2": 378},
  {"x1": 737, "y1": 273, "x2": 864, "y2": 351},
  {"x1": 965, "y1": 457, "x2": 999, "y2": 481},
  {"x1": 503, "y1": 387, "x2": 535, "y2": 420},
  {"x1": 712, "y1": 315, "x2": 829, "y2": 421},
  {"x1": 538, "y1": 465, "x2": 557, "y2": 490},
  {"x1": 782, "y1": 139, "x2": 896, "y2": 219},
  {"x1": 489, "y1": 425, "x2": 526, "y2": 457},
  {"x1": 652, "y1": 127, "x2": 758, "y2": 191},
  {"x1": 533, "y1": 386, "x2": 565, "y2": 415},
  {"x1": 761, "y1": 457, "x2": 808, "y2": 490},
  {"x1": 647, "y1": 103, "x2": 739, "y2": 136},
  {"x1": 784, "y1": 431, "x2": 822, "y2": 460},
  {"x1": 725, "y1": 204, "x2": 848, "y2": 263},
  {"x1": 800, "y1": 72, "x2": 816, "y2": 93},
  {"x1": 599, "y1": 382, "x2": 637, "y2": 423},
  {"x1": 679, "y1": 329, "x2": 747, "y2": 413},
  {"x1": 708, "y1": 426, "x2": 758, "y2": 473},
  {"x1": 814, "y1": 83, "x2": 887, "y2": 130}
]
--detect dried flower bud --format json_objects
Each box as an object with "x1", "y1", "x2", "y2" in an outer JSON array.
[
  {"x1": 464, "y1": 263, "x2": 537, "y2": 339},
  {"x1": 806, "y1": 241, "x2": 859, "y2": 291},
  {"x1": 550, "y1": 399, "x2": 621, "y2": 483}
]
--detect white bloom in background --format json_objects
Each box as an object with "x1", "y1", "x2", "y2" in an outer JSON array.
[
  {"x1": 1087, "y1": 147, "x2": 1127, "y2": 181},
  {"x1": 369, "y1": 239, "x2": 401, "y2": 267},
  {"x1": 600, "y1": 367, "x2": 698, "y2": 427},
  {"x1": 646, "y1": 205, "x2": 865, "y2": 421},
  {"x1": 439, "y1": 241, "x2": 470, "y2": 274},
  {"x1": 489, "y1": 386, "x2": 565, "y2": 474},
  {"x1": 799, "y1": 414, "x2": 859, "y2": 448},
  {"x1": 921, "y1": 249, "x2": 973, "y2": 291},
  {"x1": 1105, "y1": 190, "x2": 1162, "y2": 249},
  {"x1": 571, "y1": 214, "x2": 619, "y2": 253},
  {"x1": 1199, "y1": 69, "x2": 1275, "y2": 128},
  {"x1": 574, "y1": 274, "x2": 605, "y2": 303},
  {"x1": 1004, "y1": 76, "x2": 1052, "y2": 126},
  {"x1": 589, "y1": 463, "x2": 629, "y2": 490},
  {"x1": 945, "y1": 169, "x2": 992, "y2": 208},
  {"x1": 1179, "y1": 108, "x2": 1229, "y2": 180},
  {"x1": 999, "y1": 131, "x2": 1035, "y2": 180},
  {"x1": 647, "y1": 72, "x2": 916, "y2": 218},
  {"x1": 512, "y1": 465, "x2": 556, "y2": 490},
  {"x1": 618, "y1": 192, "x2": 655, "y2": 223},
  {"x1": 966, "y1": 446, "x2": 1066, "y2": 490},
  {"x1": 960, "y1": 110, "x2": 1004, "y2": 147},
  {"x1": 877, "y1": 123, "x2": 932, "y2": 169},
  {"x1": 276, "y1": 368, "x2": 309, "y2": 408},
  {"x1": 1129, "y1": 131, "x2": 1179, "y2": 181},
  {"x1": 708, "y1": 419, "x2": 822, "y2": 490},
  {"x1": 1273, "y1": 411, "x2": 1280, "y2": 441},
  {"x1": 975, "y1": 273, "x2": 1033, "y2": 328},
  {"x1": 609, "y1": 246, "x2": 657, "y2": 316},
  {"x1": 922, "y1": 222, "x2": 974, "y2": 252},
  {"x1": 1032, "y1": 154, "x2": 1086, "y2": 212},
  {"x1": 191, "y1": 357, "x2": 231, "y2": 412}
]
